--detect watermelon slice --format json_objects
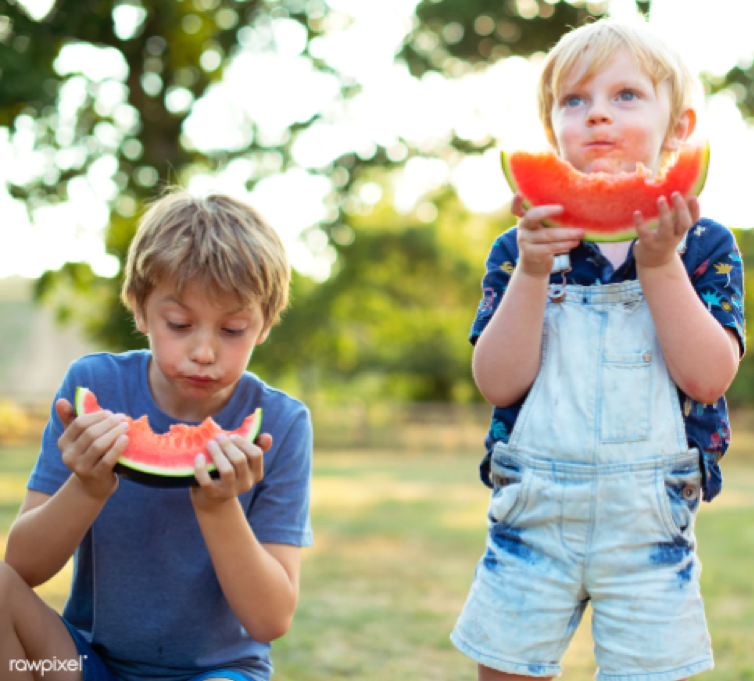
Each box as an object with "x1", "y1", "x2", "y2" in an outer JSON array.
[
  {"x1": 500, "y1": 141, "x2": 710, "y2": 242},
  {"x1": 74, "y1": 387, "x2": 262, "y2": 488}
]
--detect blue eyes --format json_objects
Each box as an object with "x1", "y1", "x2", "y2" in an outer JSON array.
[{"x1": 562, "y1": 90, "x2": 639, "y2": 107}]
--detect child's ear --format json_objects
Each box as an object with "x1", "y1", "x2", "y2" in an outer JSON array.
[
  {"x1": 663, "y1": 108, "x2": 697, "y2": 151},
  {"x1": 256, "y1": 327, "x2": 271, "y2": 346}
]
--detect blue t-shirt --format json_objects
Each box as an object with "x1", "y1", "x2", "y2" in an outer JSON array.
[
  {"x1": 28, "y1": 350, "x2": 313, "y2": 681},
  {"x1": 470, "y1": 218, "x2": 745, "y2": 502}
]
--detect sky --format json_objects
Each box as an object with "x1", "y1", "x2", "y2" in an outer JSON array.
[{"x1": 2, "y1": 0, "x2": 754, "y2": 281}]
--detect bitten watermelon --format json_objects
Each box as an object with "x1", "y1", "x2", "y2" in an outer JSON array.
[
  {"x1": 501, "y1": 141, "x2": 710, "y2": 242},
  {"x1": 74, "y1": 387, "x2": 262, "y2": 488}
]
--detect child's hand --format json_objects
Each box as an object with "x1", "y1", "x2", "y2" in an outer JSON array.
[
  {"x1": 190, "y1": 432, "x2": 272, "y2": 511},
  {"x1": 56, "y1": 398, "x2": 129, "y2": 500},
  {"x1": 511, "y1": 192, "x2": 584, "y2": 278},
  {"x1": 633, "y1": 193, "x2": 700, "y2": 269}
]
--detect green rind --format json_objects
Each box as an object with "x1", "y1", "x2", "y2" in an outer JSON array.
[
  {"x1": 500, "y1": 149, "x2": 519, "y2": 198},
  {"x1": 691, "y1": 141, "x2": 710, "y2": 196},
  {"x1": 115, "y1": 407, "x2": 263, "y2": 487},
  {"x1": 500, "y1": 142, "x2": 710, "y2": 243},
  {"x1": 74, "y1": 386, "x2": 91, "y2": 416}
]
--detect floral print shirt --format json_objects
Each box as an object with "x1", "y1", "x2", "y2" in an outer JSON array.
[{"x1": 470, "y1": 218, "x2": 745, "y2": 502}]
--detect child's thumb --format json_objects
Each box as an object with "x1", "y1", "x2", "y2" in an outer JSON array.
[{"x1": 55, "y1": 398, "x2": 77, "y2": 428}]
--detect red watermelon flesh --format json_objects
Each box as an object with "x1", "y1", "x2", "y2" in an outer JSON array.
[
  {"x1": 501, "y1": 141, "x2": 709, "y2": 242},
  {"x1": 74, "y1": 386, "x2": 262, "y2": 487}
]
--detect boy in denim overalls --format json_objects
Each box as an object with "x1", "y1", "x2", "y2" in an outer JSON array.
[{"x1": 452, "y1": 18, "x2": 745, "y2": 681}]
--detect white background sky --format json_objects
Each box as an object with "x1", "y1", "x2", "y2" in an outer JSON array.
[{"x1": 1, "y1": 0, "x2": 753, "y2": 281}]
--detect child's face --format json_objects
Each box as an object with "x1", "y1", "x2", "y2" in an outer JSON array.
[
  {"x1": 551, "y1": 48, "x2": 678, "y2": 176},
  {"x1": 135, "y1": 279, "x2": 269, "y2": 421}
]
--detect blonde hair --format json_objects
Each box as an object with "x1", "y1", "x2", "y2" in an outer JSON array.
[
  {"x1": 121, "y1": 190, "x2": 290, "y2": 329},
  {"x1": 538, "y1": 18, "x2": 699, "y2": 150}
]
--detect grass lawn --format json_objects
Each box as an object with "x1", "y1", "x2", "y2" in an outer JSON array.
[{"x1": 1, "y1": 444, "x2": 753, "y2": 680}]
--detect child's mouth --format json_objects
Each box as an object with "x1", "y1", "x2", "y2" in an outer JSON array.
[{"x1": 187, "y1": 376, "x2": 214, "y2": 386}]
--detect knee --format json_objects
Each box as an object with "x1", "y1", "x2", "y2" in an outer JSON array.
[{"x1": 0, "y1": 560, "x2": 23, "y2": 615}]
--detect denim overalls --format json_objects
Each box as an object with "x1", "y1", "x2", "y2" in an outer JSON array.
[{"x1": 452, "y1": 249, "x2": 714, "y2": 681}]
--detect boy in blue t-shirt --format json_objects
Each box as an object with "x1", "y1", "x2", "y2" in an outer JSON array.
[
  {"x1": 452, "y1": 18, "x2": 744, "y2": 681},
  {"x1": 1, "y1": 192, "x2": 313, "y2": 681}
]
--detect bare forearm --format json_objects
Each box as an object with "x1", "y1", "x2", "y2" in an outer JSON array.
[
  {"x1": 638, "y1": 255, "x2": 739, "y2": 403},
  {"x1": 195, "y1": 499, "x2": 297, "y2": 643},
  {"x1": 473, "y1": 269, "x2": 549, "y2": 407},
  {"x1": 5, "y1": 476, "x2": 107, "y2": 587}
]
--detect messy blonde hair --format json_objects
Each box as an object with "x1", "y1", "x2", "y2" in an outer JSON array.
[
  {"x1": 121, "y1": 189, "x2": 290, "y2": 329},
  {"x1": 538, "y1": 18, "x2": 699, "y2": 150}
]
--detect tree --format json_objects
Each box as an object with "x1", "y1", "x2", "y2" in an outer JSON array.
[
  {"x1": 4, "y1": 0, "x2": 754, "y2": 405},
  {"x1": 1, "y1": 0, "x2": 345, "y2": 347}
]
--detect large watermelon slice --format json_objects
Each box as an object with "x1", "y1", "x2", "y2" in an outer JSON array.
[
  {"x1": 501, "y1": 141, "x2": 709, "y2": 242},
  {"x1": 74, "y1": 387, "x2": 262, "y2": 488}
]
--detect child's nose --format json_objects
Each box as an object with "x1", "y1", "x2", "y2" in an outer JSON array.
[
  {"x1": 190, "y1": 333, "x2": 216, "y2": 364},
  {"x1": 587, "y1": 105, "x2": 612, "y2": 126}
]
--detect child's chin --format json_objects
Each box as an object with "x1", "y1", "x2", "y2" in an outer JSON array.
[{"x1": 588, "y1": 157, "x2": 627, "y2": 174}]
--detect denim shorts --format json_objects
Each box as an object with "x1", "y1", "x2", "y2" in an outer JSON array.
[
  {"x1": 61, "y1": 618, "x2": 255, "y2": 681},
  {"x1": 451, "y1": 447, "x2": 714, "y2": 680}
]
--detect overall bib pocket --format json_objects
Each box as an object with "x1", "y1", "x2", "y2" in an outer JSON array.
[
  {"x1": 600, "y1": 352, "x2": 652, "y2": 443},
  {"x1": 488, "y1": 449, "x2": 530, "y2": 526},
  {"x1": 656, "y1": 461, "x2": 702, "y2": 541}
]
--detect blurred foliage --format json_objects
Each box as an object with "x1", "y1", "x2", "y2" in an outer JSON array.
[
  {"x1": 401, "y1": 0, "x2": 649, "y2": 73},
  {"x1": 258, "y1": 189, "x2": 515, "y2": 402},
  {"x1": 1, "y1": 0, "x2": 753, "y2": 404},
  {"x1": 0, "y1": 399, "x2": 32, "y2": 442}
]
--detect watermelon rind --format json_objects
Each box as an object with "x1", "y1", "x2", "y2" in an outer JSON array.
[
  {"x1": 500, "y1": 141, "x2": 710, "y2": 243},
  {"x1": 74, "y1": 386, "x2": 93, "y2": 416},
  {"x1": 115, "y1": 407, "x2": 263, "y2": 488}
]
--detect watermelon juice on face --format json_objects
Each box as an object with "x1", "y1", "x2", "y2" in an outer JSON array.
[{"x1": 550, "y1": 48, "x2": 686, "y2": 178}]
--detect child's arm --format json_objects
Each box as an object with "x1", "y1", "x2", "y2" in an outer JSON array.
[
  {"x1": 4, "y1": 399, "x2": 129, "y2": 587},
  {"x1": 191, "y1": 434, "x2": 299, "y2": 643},
  {"x1": 635, "y1": 194, "x2": 740, "y2": 404},
  {"x1": 473, "y1": 194, "x2": 584, "y2": 408}
]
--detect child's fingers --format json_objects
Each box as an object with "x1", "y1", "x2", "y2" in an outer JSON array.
[
  {"x1": 193, "y1": 454, "x2": 214, "y2": 487},
  {"x1": 214, "y1": 434, "x2": 252, "y2": 487},
  {"x1": 98, "y1": 432, "x2": 130, "y2": 470},
  {"x1": 522, "y1": 226, "x2": 582, "y2": 244},
  {"x1": 77, "y1": 420, "x2": 130, "y2": 470},
  {"x1": 511, "y1": 193, "x2": 525, "y2": 218},
  {"x1": 55, "y1": 398, "x2": 77, "y2": 429},
  {"x1": 206, "y1": 439, "x2": 235, "y2": 483},
  {"x1": 671, "y1": 192, "x2": 693, "y2": 235},
  {"x1": 656, "y1": 195, "x2": 674, "y2": 235},
  {"x1": 688, "y1": 196, "x2": 701, "y2": 225},
  {"x1": 58, "y1": 409, "x2": 109, "y2": 450},
  {"x1": 519, "y1": 205, "x2": 564, "y2": 230},
  {"x1": 231, "y1": 435, "x2": 265, "y2": 484},
  {"x1": 633, "y1": 210, "x2": 650, "y2": 241},
  {"x1": 247, "y1": 447, "x2": 264, "y2": 484},
  {"x1": 254, "y1": 432, "x2": 273, "y2": 454}
]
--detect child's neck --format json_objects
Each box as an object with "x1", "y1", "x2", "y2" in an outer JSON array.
[{"x1": 597, "y1": 241, "x2": 632, "y2": 270}]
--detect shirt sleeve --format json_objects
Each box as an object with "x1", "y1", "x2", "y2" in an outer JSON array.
[
  {"x1": 247, "y1": 407, "x2": 314, "y2": 547},
  {"x1": 687, "y1": 219, "x2": 745, "y2": 357},
  {"x1": 469, "y1": 229, "x2": 519, "y2": 345}
]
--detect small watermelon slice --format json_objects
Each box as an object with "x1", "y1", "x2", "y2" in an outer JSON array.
[
  {"x1": 74, "y1": 387, "x2": 262, "y2": 488},
  {"x1": 500, "y1": 141, "x2": 710, "y2": 242}
]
